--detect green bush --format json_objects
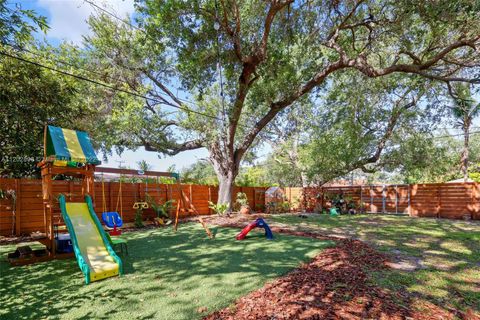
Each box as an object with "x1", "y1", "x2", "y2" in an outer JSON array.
[
  {"x1": 235, "y1": 192, "x2": 249, "y2": 211},
  {"x1": 208, "y1": 202, "x2": 229, "y2": 215},
  {"x1": 134, "y1": 208, "x2": 144, "y2": 228},
  {"x1": 146, "y1": 194, "x2": 175, "y2": 218}
]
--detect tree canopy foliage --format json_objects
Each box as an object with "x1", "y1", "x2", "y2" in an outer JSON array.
[
  {"x1": 0, "y1": 2, "x2": 96, "y2": 177},
  {"x1": 82, "y1": 0, "x2": 480, "y2": 205},
  {"x1": 2, "y1": 0, "x2": 480, "y2": 198}
]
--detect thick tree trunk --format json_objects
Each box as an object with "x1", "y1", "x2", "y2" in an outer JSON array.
[
  {"x1": 300, "y1": 172, "x2": 308, "y2": 188},
  {"x1": 217, "y1": 173, "x2": 235, "y2": 208},
  {"x1": 210, "y1": 146, "x2": 240, "y2": 211}
]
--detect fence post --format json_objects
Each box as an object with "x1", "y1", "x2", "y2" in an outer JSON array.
[
  {"x1": 360, "y1": 186, "x2": 363, "y2": 210},
  {"x1": 436, "y1": 184, "x2": 441, "y2": 218},
  {"x1": 370, "y1": 186, "x2": 377, "y2": 213},
  {"x1": 15, "y1": 179, "x2": 21, "y2": 236},
  {"x1": 69, "y1": 181, "x2": 74, "y2": 201},
  {"x1": 382, "y1": 185, "x2": 386, "y2": 213},
  {"x1": 109, "y1": 181, "x2": 114, "y2": 212},
  {"x1": 321, "y1": 188, "x2": 324, "y2": 212},
  {"x1": 395, "y1": 185, "x2": 398, "y2": 214},
  {"x1": 252, "y1": 187, "x2": 256, "y2": 212},
  {"x1": 208, "y1": 186, "x2": 212, "y2": 214},
  {"x1": 407, "y1": 184, "x2": 411, "y2": 216},
  {"x1": 189, "y1": 184, "x2": 193, "y2": 207},
  {"x1": 470, "y1": 183, "x2": 476, "y2": 220}
]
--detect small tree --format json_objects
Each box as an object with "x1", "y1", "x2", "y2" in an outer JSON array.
[
  {"x1": 235, "y1": 192, "x2": 249, "y2": 212},
  {"x1": 137, "y1": 160, "x2": 153, "y2": 172},
  {"x1": 146, "y1": 194, "x2": 175, "y2": 219},
  {"x1": 449, "y1": 84, "x2": 480, "y2": 182}
]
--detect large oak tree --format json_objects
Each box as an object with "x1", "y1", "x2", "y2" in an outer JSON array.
[{"x1": 86, "y1": 0, "x2": 480, "y2": 208}]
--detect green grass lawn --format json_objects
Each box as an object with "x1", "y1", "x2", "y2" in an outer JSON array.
[
  {"x1": 0, "y1": 224, "x2": 332, "y2": 320},
  {"x1": 270, "y1": 214, "x2": 480, "y2": 312}
]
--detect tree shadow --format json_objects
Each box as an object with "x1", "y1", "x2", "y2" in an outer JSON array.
[
  {"x1": 0, "y1": 225, "x2": 329, "y2": 319},
  {"x1": 269, "y1": 214, "x2": 480, "y2": 315}
]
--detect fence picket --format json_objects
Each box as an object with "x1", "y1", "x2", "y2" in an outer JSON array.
[{"x1": 0, "y1": 178, "x2": 478, "y2": 236}]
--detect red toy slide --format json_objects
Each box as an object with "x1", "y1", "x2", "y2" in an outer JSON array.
[
  {"x1": 236, "y1": 221, "x2": 257, "y2": 240},
  {"x1": 236, "y1": 218, "x2": 273, "y2": 240}
]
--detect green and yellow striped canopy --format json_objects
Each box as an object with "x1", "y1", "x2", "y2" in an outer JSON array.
[{"x1": 45, "y1": 126, "x2": 101, "y2": 166}]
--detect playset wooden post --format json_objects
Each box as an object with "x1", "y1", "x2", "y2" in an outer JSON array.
[
  {"x1": 9, "y1": 125, "x2": 99, "y2": 266},
  {"x1": 37, "y1": 161, "x2": 96, "y2": 260}
]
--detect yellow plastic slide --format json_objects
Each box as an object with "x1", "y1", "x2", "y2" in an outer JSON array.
[{"x1": 59, "y1": 194, "x2": 123, "y2": 284}]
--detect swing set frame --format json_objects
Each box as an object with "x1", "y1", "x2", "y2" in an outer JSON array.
[{"x1": 95, "y1": 167, "x2": 212, "y2": 238}]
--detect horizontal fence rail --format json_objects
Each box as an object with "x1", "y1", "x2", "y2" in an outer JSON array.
[
  {"x1": 1, "y1": 178, "x2": 478, "y2": 236},
  {"x1": 285, "y1": 182, "x2": 480, "y2": 220},
  {"x1": 0, "y1": 178, "x2": 267, "y2": 236}
]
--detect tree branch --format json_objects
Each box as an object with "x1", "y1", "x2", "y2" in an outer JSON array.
[
  {"x1": 352, "y1": 36, "x2": 480, "y2": 82},
  {"x1": 142, "y1": 69, "x2": 183, "y2": 107},
  {"x1": 218, "y1": 0, "x2": 243, "y2": 60},
  {"x1": 235, "y1": 59, "x2": 348, "y2": 162},
  {"x1": 141, "y1": 137, "x2": 205, "y2": 156},
  {"x1": 227, "y1": 0, "x2": 293, "y2": 159}
]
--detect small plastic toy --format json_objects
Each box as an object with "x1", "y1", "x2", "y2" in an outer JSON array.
[
  {"x1": 102, "y1": 211, "x2": 123, "y2": 236},
  {"x1": 329, "y1": 207, "x2": 339, "y2": 217},
  {"x1": 236, "y1": 218, "x2": 273, "y2": 240}
]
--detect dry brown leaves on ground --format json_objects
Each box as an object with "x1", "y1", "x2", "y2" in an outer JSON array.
[{"x1": 204, "y1": 228, "x2": 473, "y2": 320}]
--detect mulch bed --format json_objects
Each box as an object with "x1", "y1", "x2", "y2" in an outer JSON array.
[{"x1": 204, "y1": 226, "x2": 476, "y2": 320}]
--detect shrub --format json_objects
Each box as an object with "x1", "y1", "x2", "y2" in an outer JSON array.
[
  {"x1": 235, "y1": 192, "x2": 249, "y2": 211},
  {"x1": 134, "y1": 208, "x2": 144, "y2": 228},
  {"x1": 146, "y1": 194, "x2": 175, "y2": 218},
  {"x1": 281, "y1": 201, "x2": 290, "y2": 212},
  {"x1": 208, "y1": 202, "x2": 229, "y2": 215}
]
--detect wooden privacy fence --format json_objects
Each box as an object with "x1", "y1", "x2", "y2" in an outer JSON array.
[
  {"x1": 285, "y1": 182, "x2": 480, "y2": 220},
  {"x1": 2, "y1": 179, "x2": 479, "y2": 236},
  {"x1": 0, "y1": 178, "x2": 267, "y2": 236}
]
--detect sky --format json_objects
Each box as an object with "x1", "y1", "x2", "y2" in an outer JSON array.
[
  {"x1": 7, "y1": 1, "x2": 480, "y2": 172},
  {"x1": 10, "y1": 0, "x2": 211, "y2": 172}
]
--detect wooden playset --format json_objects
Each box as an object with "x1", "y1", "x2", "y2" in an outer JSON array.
[{"x1": 7, "y1": 125, "x2": 213, "y2": 266}]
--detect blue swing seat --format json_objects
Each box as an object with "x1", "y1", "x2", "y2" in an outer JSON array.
[{"x1": 102, "y1": 211, "x2": 123, "y2": 228}]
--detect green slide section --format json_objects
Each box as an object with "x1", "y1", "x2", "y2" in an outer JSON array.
[{"x1": 58, "y1": 194, "x2": 123, "y2": 284}]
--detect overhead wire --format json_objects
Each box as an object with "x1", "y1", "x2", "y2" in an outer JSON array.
[
  {"x1": 7, "y1": 2, "x2": 478, "y2": 143},
  {"x1": 0, "y1": 49, "x2": 221, "y2": 121},
  {"x1": 1, "y1": 41, "x2": 201, "y2": 108},
  {"x1": 213, "y1": 0, "x2": 227, "y2": 122},
  {"x1": 0, "y1": 45, "x2": 280, "y2": 136},
  {"x1": 432, "y1": 130, "x2": 480, "y2": 139},
  {"x1": 85, "y1": 0, "x2": 229, "y2": 124},
  {"x1": 5, "y1": 43, "x2": 478, "y2": 144},
  {"x1": 83, "y1": 0, "x2": 146, "y2": 34},
  {"x1": 85, "y1": 1, "x2": 478, "y2": 141}
]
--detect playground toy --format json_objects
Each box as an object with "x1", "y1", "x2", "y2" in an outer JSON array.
[
  {"x1": 133, "y1": 201, "x2": 149, "y2": 209},
  {"x1": 59, "y1": 194, "x2": 123, "y2": 284},
  {"x1": 8, "y1": 125, "x2": 213, "y2": 266},
  {"x1": 8, "y1": 125, "x2": 101, "y2": 266},
  {"x1": 106, "y1": 233, "x2": 128, "y2": 256},
  {"x1": 102, "y1": 211, "x2": 123, "y2": 236},
  {"x1": 329, "y1": 207, "x2": 339, "y2": 217},
  {"x1": 100, "y1": 172, "x2": 124, "y2": 219},
  {"x1": 236, "y1": 218, "x2": 273, "y2": 240}
]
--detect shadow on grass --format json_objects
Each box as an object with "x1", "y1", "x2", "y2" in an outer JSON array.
[
  {"x1": 0, "y1": 225, "x2": 332, "y2": 319},
  {"x1": 271, "y1": 214, "x2": 480, "y2": 313}
]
